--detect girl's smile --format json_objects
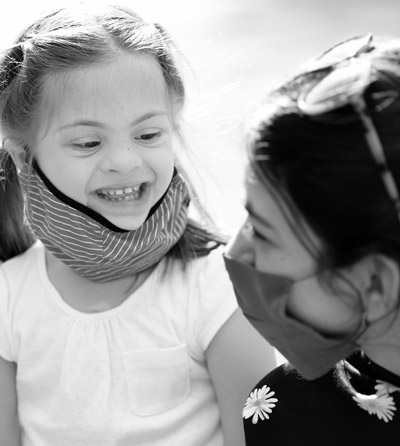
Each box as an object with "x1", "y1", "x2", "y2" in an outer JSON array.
[
  {"x1": 95, "y1": 183, "x2": 146, "y2": 201},
  {"x1": 89, "y1": 179, "x2": 154, "y2": 219},
  {"x1": 93, "y1": 180, "x2": 150, "y2": 203},
  {"x1": 33, "y1": 54, "x2": 176, "y2": 231}
]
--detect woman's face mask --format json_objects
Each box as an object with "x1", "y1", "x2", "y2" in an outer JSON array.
[
  {"x1": 223, "y1": 254, "x2": 367, "y2": 379},
  {"x1": 224, "y1": 174, "x2": 367, "y2": 379}
]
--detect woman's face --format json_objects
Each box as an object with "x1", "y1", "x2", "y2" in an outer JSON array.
[{"x1": 227, "y1": 168, "x2": 363, "y2": 337}]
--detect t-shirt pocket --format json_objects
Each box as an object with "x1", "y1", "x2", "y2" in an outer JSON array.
[{"x1": 122, "y1": 344, "x2": 190, "y2": 416}]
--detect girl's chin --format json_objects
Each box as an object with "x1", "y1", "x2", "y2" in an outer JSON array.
[{"x1": 103, "y1": 213, "x2": 149, "y2": 231}]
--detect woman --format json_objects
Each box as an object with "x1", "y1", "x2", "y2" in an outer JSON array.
[{"x1": 224, "y1": 34, "x2": 400, "y2": 444}]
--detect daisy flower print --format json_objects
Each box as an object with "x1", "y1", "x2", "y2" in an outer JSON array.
[
  {"x1": 243, "y1": 385, "x2": 278, "y2": 424},
  {"x1": 375, "y1": 380, "x2": 400, "y2": 396},
  {"x1": 353, "y1": 392, "x2": 396, "y2": 423}
]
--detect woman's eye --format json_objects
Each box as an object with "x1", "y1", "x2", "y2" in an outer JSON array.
[
  {"x1": 245, "y1": 222, "x2": 269, "y2": 243},
  {"x1": 253, "y1": 228, "x2": 268, "y2": 242}
]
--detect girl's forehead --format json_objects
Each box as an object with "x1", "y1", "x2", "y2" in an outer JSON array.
[{"x1": 39, "y1": 55, "x2": 171, "y2": 127}]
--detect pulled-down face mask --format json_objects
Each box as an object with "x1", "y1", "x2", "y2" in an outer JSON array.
[{"x1": 20, "y1": 161, "x2": 190, "y2": 283}]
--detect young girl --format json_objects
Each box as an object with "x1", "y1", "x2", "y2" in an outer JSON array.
[
  {"x1": 225, "y1": 34, "x2": 400, "y2": 444},
  {"x1": 0, "y1": 4, "x2": 275, "y2": 445}
]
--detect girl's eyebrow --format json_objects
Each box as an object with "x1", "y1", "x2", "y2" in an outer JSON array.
[
  {"x1": 59, "y1": 111, "x2": 168, "y2": 130},
  {"x1": 244, "y1": 202, "x2": 276, "y2": 232}
]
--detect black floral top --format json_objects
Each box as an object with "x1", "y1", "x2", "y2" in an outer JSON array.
[{"x1": 243, "y1": 351, "x2": 400, "y2": 445}]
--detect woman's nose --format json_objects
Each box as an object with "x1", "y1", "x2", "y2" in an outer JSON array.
[
  {"x1": 226, "y1": 222, "x2": 256, "y2": 266},
  {"x1": 100, "y1": 144, "x2": 143, "y2": 173}
]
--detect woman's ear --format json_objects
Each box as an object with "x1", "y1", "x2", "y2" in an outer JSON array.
[
  {"x1": 351, "y1": 254, "x2": 400, "y2": 323},
  {"x1": 3, "y1": 139, "x2": 26, "y2": 169}
]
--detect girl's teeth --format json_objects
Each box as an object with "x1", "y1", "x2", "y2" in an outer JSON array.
[
  {"x1": 99, "y1": 185, "x2": 142, "y2": 196},
  {"x1": 97, "y1": 183, "x2": 146, "y2": 201}
]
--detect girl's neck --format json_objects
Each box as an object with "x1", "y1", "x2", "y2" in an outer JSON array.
[{"x1": 45, "y1": 250, "x2": 154, "y2": 313}]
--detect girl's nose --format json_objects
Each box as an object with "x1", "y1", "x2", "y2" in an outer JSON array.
[
  {"x1": 225, "y1": 222, "x2": 256, "y2": 266},
  {"x1": 100, "y1": 144, "x2": 143, "y2": 173}
]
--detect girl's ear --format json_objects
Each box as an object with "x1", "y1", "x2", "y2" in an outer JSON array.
[
  {"x1": 350, "y1": 254, "x2": 400, "y2": 323},
  {"x1": 3, "y1": 140, "x2": 26, "y2": 169}
]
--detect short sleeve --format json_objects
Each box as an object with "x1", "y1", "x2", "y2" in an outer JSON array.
[
  {"x1": 0, "y1": 267, "x2": 15, "y2": 362},
  {"x1": 187, "y1": 247, "x2": 238, "y2": 360}
]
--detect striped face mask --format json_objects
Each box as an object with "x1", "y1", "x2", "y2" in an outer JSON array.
[{"x1": 19, "y1": 161, "x2": 189, "y2": 282}]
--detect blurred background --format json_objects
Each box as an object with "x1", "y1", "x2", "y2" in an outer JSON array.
[{"x1": 2, "y1": 0, "x2": 400, "y2": 233}]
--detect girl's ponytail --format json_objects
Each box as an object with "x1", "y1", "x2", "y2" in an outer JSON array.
[{"x1": 0, "y1": 149, "x2": 34, "y2": 262}]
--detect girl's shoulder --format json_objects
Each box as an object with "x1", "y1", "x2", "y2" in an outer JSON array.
[
  {"x1": 178, "y1": 245, "x2": 237, "y2": 311},
  {"x1": 1, "y1": 240, "x2": 43, "y2": 269},
  {"x1": 173, "y1": 245, "x2": 229, "y2": 283},
  {"x1": 0, "y1": 242, "x2": 45, "y2": 362},
  {"x1": 166, "y1": 245, "x2": 238, "y2": 358},
  {"x1": 160, "y1": 244, "x2": 235, "y2": 309},
  {"x1": 0, "y1": 241, "x2": 44, "y2": 285},
  {"x1": 193, "y1": 244, "x2": 227, "y2": 268}
]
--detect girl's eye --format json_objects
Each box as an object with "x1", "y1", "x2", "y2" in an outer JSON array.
[
  {"x1": 136, "y1": 131, "x2": 162, "y2": 142},
  {"x1": 72, "y1": 140, "x2": 100, "y2": 150}
]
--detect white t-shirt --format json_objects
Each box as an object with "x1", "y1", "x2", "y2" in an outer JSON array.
[{"x1": 0, "y1": 242, "x2": 237, "y2": 446}]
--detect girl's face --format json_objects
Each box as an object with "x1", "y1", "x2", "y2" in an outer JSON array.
[
  {"x1": 227, "y1": 169, "x2": 363, "y2": 337},
  {"x1": 33, "y1": 54, "x2": 176, "y2": 231}
]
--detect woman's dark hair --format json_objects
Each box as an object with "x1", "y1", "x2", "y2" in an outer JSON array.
[
  {"x1": 0, "y1": 3, "x2": 225, "y2": 264},
  {"x1": 247, "y1": 37, "x2": 400, "y2": 271}
]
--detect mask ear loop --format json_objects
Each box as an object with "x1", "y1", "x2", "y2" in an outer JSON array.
[
  {"x1": 325, "y1": 265, "x2": 400, "y2": 348},
  {"x1": 328, "y1": 269, "x2": 370, "y2": 342},
  {"x1": 357, "y1": 283, "x2": 400, "y2": 346}
]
